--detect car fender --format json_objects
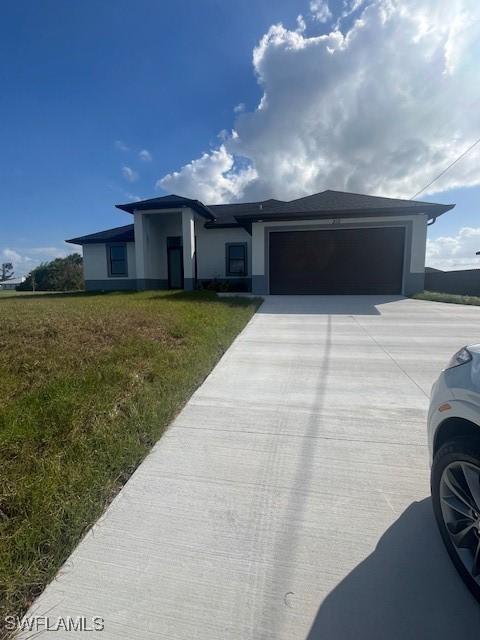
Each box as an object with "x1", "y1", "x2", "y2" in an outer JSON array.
[{"x1": 429, "y1": 399, "x2": 480, "y2": 463}]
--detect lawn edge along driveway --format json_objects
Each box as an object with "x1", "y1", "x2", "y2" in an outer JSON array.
[{"x1": 0, "y1": 290, "x2": 261, "y2": 633}]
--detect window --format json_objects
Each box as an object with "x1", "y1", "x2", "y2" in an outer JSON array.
[
  {"x1": 226, "y1": 243, "x2": 247, "y2": 276},
  {"x1": 107, "y1": 244, "x2": 128, "y2": 277}
]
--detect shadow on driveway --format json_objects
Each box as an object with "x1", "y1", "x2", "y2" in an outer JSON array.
[
  {"x1": 256, "y1": 295, "x2": 405, "y2": 316},
  {"x1": 307, "y1": 498, "x2": 480, "y2": 639}
]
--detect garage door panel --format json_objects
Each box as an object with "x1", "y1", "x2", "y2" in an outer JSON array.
[{"x1": 269, "y1": 227, "x2": 405, "y2": 295}]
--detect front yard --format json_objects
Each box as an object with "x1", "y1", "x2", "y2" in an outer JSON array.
[{"x1": 0, "y1": 290, "x2": 260, "y2": 630}]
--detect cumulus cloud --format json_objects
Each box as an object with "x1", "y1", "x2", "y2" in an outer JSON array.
[
  {"x1": 157, "y1": 145, "x2": 257, "y2": 202},
  {"x1": 233, "y1": 103, "x2": 245, "y2": 114},
  {"x1": 427, "y1": 227, "x2": 480, "y2": 270},
  {"x1": 139, "y1": 149, "x2": 152, "y2": 162},
  {"x1": 122, "y1": 166, "x2": 139, "y2": 182},
  {"x1": 157, "y1": 0, "x2": 480, "y2": 204},
  {"x1": 1, "y1": 246, "x2": 74, "y2": 277},
  {"x1": 309, "y1": 0, "x2": 332, "y2": 22},
  {"x1": 3, "y1": 248, "x2": 22, "y2": 263}
]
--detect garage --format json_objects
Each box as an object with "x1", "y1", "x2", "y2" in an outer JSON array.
[{"x1": 269, "y1": 226, "x2": 405, "y2": 295}]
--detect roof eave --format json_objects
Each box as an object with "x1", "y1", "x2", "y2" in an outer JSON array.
[
  {"x1": 235, "y1": 203, "x2": 455, "y2": 224},
  {"x1": 116, "y1": 198, "x2": 215, "y2": 221},
  {"x1": 204, "y1": 221, "x2": 242, "y2": 229}
]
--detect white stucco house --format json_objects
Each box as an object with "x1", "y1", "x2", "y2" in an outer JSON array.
[{"x1": 66, "y1": 190, "x2": 454, "y2": 296}]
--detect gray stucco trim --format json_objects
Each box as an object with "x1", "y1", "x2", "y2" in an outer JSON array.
[
  {"x1": 252, "y1": 275, "x2": 267, "y2": 295},
  {"x1": 404, "y1": 272, "x2": 425, "y2": 296},
  {"x1": 85, "y1": 279, "x2": 136, "y2": 292},
  {"x1": 261, "y1": 219, "x2": 417, "y2": 295},
  {"x1": 136, "y1": 279, "x2": 168, "y2": 291},
  {"x1": 184, "y1": 278, "x2": 195, "y2": 291}
]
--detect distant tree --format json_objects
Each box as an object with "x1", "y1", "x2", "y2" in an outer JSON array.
[
  {"x1": 0, "y1": 262, "x2": 14, "y2": 282},
  {"x1": 17, "y1": 254, "x2": 83, "y2": 291}
]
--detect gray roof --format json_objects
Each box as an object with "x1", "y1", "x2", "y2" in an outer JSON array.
[
  {"x1": 67, "y1": 190, "x2": 454, "y2": 244},
  {"x1": 66, "y1": 224, "x2": 134, "y2": 245},
  {"x1": 116, "y1": 195, "x2": 214, "y2": 219},
  {"x1": 117, "y1": 190, "x2": 453, "y2": 227},
  {"x1": 210, "y1": 190, "x2": 453, "y2": 225}
]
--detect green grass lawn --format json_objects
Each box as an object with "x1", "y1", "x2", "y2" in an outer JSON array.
[
  {"x1": 413, "y1": 291, "x2": 480, "y2": 306},
  {"x1": 0, "y1": 290, "x2": 260, "y2": 630}
]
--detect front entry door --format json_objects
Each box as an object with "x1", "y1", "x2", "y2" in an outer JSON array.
[{"x1": 167, "y1": 246, "x2": 183, "y2": 289}]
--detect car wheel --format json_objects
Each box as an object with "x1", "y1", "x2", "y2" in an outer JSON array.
[{"x1": 432, "y1": 436, "x2": 480, "y2": 602}]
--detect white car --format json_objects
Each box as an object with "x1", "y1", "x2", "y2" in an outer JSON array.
[{"x1": 429, "y1": 345, "x2": 480, "y2": 601}]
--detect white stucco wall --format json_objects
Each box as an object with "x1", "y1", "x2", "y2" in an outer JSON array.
[
  {"x1": 133, "y1": 209, "x2": 251, "y2": 281},
  {"x1": 195, "y1": 224, "x2": 252, "y2": 280},
  {"x1": 82, "y1": 212, "x2": 427, "y2": 292},
  {"x1": 83, "y1": 242, "x2": 136, "y2": 280},
  {"x1": 410, "y1": 214, "x2": 428, "y2": 272},
  {"x1": 251, "y1": 215, "x2": 428, "y2": 276}
]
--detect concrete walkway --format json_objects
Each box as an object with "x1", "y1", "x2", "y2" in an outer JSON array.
[{"x1": 23, "y1": 296, "x2": 480, "y2": 639}]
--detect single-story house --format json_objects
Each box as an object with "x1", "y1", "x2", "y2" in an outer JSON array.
[
  {"x1": 66, "y1": 190, "x2": 454, "y2": 296},
  {"x1": 0, "y1": 276, "x2": 25, "y2": 290}
]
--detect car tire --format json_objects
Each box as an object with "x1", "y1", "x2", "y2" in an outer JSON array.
[{"x1": 432, "y1": 436, "x2": 480, "y2": 602}]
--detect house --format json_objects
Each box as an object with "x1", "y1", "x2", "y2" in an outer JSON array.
[
  {"x1": 66, "y1": 190, "x2": 454, "y2": 296},
  {"x1": 0, "y1": 276, "x2": 25, "y2": 290}
]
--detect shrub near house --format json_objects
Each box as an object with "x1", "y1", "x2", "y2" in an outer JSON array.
[{"x1": 17, "y1": 254, "x2": 83, "y2": 291}]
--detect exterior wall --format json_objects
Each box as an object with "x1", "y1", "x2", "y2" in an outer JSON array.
[
  {"x1": 81, "y1": 212, "x2": 428, "y2": 295},
  {"x1": 251, "y1": 215, "x2": 428, "y2": 295},
  {"x1": 83, "y1": 242, "x2": 137, "y2": 291},
  {"x1": 195, "y1": 224, "x2": 252, "y2": 286}
]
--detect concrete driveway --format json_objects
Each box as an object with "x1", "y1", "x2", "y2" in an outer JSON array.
[{"x1": 23, "y1": 296, "x2": 480, "y2": 639}]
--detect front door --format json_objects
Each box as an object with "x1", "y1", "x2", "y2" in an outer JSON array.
[{"x1": 167, "y1": 245, "x2": 183, "y2": 289}]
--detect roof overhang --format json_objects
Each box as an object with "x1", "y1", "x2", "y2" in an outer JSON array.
[
  {"x1": 116, "y1": 196, "x2": 215, "y2": 220},
  {"x1": 66, "y1": 224, "x2": 135, "y2": 245},
  {"x1": 234, "y1": 203, "x2": 455, "y2": 226}
]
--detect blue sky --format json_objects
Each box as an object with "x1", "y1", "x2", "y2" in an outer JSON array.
[{"x1": 1, "y1": 0, "x2": 480, "y2": 275}]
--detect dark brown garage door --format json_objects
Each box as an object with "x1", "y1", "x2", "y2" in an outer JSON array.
[{"x1": 269, "y1": 227, "x2": 405, "y2": 295}]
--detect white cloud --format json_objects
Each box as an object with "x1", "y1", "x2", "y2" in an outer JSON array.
[
  {"x1": 157, "y1": 144, "x2": 257, "y2": 202},
  {"x1": 157, "y1": 0, "x2": 480, "y2": 204},
  {"x1": 3, "y1": 248, "x2": 23, "y2": 263},
  {"x1": 296, "y1": 14, "x2": 307, "y2": 32},
  {"x1": 138, "y1": 149, "x2": 152, "y2": 162},
  {"x1": 1, "y1": 246, "x2": 74, "y2": 277},
  {"x1": 122, "y1": 166, "x2": 139, "y2": 182},
  {"x1": 233, "y1": 103, "x2": 245, "y2": 114},
  {"x1": 310, "y1": 0, "x2": 332, "y2": 22},
  {"x1": 427, "y1": 227, "x2": 480, "y2": 270},
  {"x1": 123, "y1": 192, "x2": 141, "y2": 202},
  {"x1": 29, "y1": 246, "x2": 61, "y2": 255},
  {"x1": 114, "y1": 140, "x2": 129, "y2": 152}
]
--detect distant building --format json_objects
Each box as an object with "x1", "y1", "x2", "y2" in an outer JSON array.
[{"x1": 0, "y1": 276, "x2": 26, "y2": 290}]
